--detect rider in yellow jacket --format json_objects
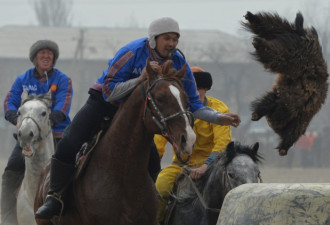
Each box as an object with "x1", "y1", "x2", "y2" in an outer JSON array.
[{"x1": 155, "y1": 66, "x2": 232, "y2": 223}]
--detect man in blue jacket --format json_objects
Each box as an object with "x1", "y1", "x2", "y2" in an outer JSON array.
[
  {"x1": 1, "y1": 40, "x2": 73, "y2": 225},
  {"x1": 35, "y1": 17, "x2": 241, "y2": 219}
]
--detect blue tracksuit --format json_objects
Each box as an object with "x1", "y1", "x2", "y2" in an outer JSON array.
[
  {"x1": 4, "y1": 68, "x2": 73, "y2": 138},
  {"x1": 91, "y1": 37, "x2": 204, "y2": 112}
]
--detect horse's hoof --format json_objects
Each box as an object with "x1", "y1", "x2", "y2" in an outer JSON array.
[{"x1": 278, "y1": 149, "x2": 287, "y2": 156}]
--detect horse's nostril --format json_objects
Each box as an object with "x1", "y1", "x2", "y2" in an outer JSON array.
[{"x1": 29, "y1": 131, "x2": 34, "y2": 137}]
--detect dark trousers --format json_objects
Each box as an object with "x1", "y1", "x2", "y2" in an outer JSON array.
[
  {"x1": 5, "y1": 141, "x2": 25, "y2": 172},
  {"x1": 54, "y1": 94, "x2": 118, "y2": 164}
]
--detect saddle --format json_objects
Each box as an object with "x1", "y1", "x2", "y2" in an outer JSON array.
[{"x1": 74, "y1": 118, "x2": 111, "y2": 179}]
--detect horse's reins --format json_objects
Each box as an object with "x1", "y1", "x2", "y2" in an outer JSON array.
[
  {"x1": 183, "y1": 167, "x2": 221, "y2": 213},
  {"x1": 141, "y1": 78, "x2": 194, "y2": 163}
]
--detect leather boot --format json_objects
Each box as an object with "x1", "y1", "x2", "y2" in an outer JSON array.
[
  {"x1": 35, "y1": 157, "x2": 75, "y2": 219},
  {"x1": 1, "y1": 170, "x2": 24, "y2": 225}
]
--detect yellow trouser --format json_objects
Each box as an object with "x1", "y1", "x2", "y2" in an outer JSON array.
[{"x1": 155, "y1": 164, "x2": 183, "y2": 222}]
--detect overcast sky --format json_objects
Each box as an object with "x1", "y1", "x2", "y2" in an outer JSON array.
[{"x1": 0, "y1": 0, "x2": 328, "y2": 36}]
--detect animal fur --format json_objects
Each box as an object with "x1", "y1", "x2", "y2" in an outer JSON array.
[{"x1": 242, "y1": 11, "x2": 329, "y2": 156}]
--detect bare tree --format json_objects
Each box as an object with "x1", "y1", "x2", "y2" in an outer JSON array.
[{"x1": 32, "y1": 0, "x2": 73, "y2": 27}]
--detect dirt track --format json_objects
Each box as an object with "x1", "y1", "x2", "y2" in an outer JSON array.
[
  {"x1": 259, "y1": 166, "x2": 330, "y2": 183},
  {"x1": 0, "y1": 159, "x2": 329, "y2": 190},
  {"x1": 0, "y1": 157, "x2": 329, "y2": 222},
  {"x1": 1, "y1": 157, "x2": 328, "y2": 192}
]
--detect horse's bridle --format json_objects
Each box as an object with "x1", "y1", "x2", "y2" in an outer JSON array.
[
  {"x1": 222, "y1": 167, "x2": 263, "y2": 191},
  {"x1": 17, "y1": 116, "x2": 52, "y2": 142},
  {"x1": 16, "y1": 104, "x2": 52, "y2": 142},
  {"x1": 183, "y1": 163, "x2": 263, "y2": 214},
  {"x1": 141, "y1": 77, "x2": 194, "y2": 163}
]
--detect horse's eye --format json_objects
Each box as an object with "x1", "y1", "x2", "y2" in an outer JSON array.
[
  {"x1": 228, "y1": 173, "x2": 234, "y2": 179},
  {"x1": 17, "y1": 111, "x2": 21, "y2": 116},
  {"x1": 156, "y1": 93, "x2": 167, "y2": 104},
  {"x1": 41, "y1": 112, "x2": 47, "y2": 117},
  {"x1": 156, "y1": 97, "x2": 164, "y2": 103}
]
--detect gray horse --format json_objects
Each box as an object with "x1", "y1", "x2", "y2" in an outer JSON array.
[{"x1": 165, "y1": 141, "x2": 263, "y2": 225}]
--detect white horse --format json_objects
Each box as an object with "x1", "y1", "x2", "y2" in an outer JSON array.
[{"x1": 16, "y1": 90, "x2": 54, "y2": 225}]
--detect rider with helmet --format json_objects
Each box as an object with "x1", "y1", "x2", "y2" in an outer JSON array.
[{"x1": 35, "y1": 17, "x2": 240, "y2": 219}]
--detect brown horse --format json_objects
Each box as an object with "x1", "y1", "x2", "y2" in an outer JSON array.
[{"x1": 34, "y1": 59, "x2": 196, "y2": 225}]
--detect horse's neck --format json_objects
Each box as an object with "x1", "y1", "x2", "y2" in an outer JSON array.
[
  {"x1": 94, "y1": 92, "x2": 153, "y2": 173},
  {"x1": 202, "y1": 163, "x2": 227, "y2": 208},
  {"x1": 23, "y1": 134, "x2": 54, "y2": 199}
]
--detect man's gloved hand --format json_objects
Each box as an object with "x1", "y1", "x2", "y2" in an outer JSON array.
[
  {"x1": 49, "y1": 110, "x2": 66, "y2": 127},
  {"x1": 5, "y1": 110, "x2": 18, "y2": 126}
]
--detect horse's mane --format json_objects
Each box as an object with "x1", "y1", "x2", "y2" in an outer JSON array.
[{"x1": 173, "y1": 142, "x2": 263, "y2": 203}]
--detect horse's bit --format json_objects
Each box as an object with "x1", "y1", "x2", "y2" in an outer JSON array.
[{"x1": 141, "y1": 78, "x2": 194, "y2": 163}]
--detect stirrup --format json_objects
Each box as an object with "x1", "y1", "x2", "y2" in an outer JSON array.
[{"x1": 45, "y1": 192, "x2": 65, "y2": 217}]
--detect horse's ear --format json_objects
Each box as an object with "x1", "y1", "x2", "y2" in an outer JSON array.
[
  {"x1": 225, "y1": 141, "x2": 236, "y2": 159},
  {"x1": 175, "y1": 64, "x2": 187, "y2": 80},
  {"x1": 45, "y1": 89, "x2": 52, "y2": 99},
  {"x1": 161, "y1": 60, "x2": 173, "y2": 77},
  {"x1": 252, "y1": 142, "x2": 259, "y2": 154},
  {"x1": 42, "y1": 89, "x2": 52, "y2": 107},
  {"x1": 21, "y1": 90, "x2": 28, "y2": 105},
  {"x1": 145, "y1": 58, "x2": 158, "y2": 81},
  {"x1": 226, "y1": 141, "x2": 236, "y2": 153}
]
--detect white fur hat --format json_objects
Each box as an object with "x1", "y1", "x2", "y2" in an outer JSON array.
[{"x1": 148, "y1": 17, "x2": 180, "y2": 49}]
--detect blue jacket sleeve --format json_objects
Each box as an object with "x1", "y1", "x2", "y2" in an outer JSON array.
[
  {"x1": 102, "y1": 47, "x2": 135, "y2": 100},
  {"x1": 4, "y1": 76, "x2": 24, "y2": 113}
]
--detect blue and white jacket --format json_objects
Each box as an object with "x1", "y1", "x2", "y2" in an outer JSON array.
[
  {"x1": 4, "y1": 68, "x2": 73, "y2": 138},
  {"x1": 91, "y1": 37, "x2": 204, "y2": 112}
]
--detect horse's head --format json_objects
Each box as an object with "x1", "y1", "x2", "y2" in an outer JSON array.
[
  {"x1": 142, "y1": 59, "x2": 196, "y2": 157},
  {"x1": 16, "y1": 90, "x2": 53, "y2": 157},
  {"x1": 169, "y1": 141, "x2": 262, "y2": 224},
  {"x1": 223, "y1": 141, "x2": 262, "y2": 189}
]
